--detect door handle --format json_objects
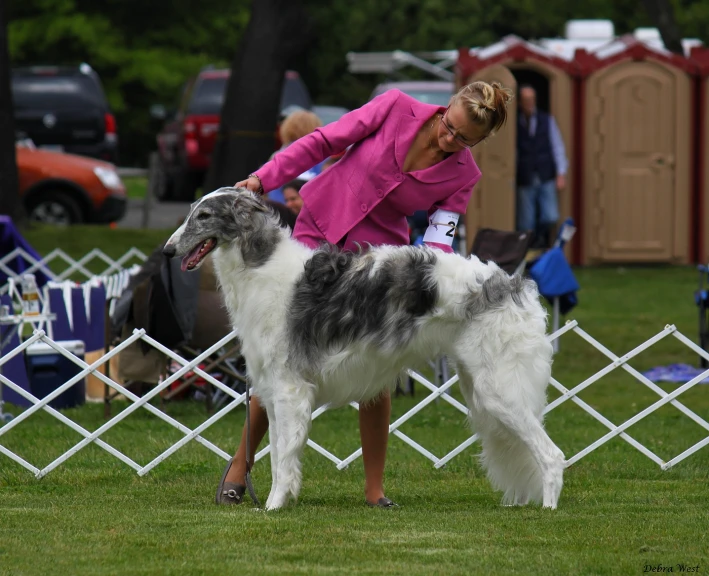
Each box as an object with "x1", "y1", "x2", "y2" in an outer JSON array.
[{"x1": 650, "y1": 154, "x2": 674, "y2": 169}]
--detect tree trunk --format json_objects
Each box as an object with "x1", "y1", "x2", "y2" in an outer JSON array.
[
  {"x1": 0, "y1": 0, "x2": 21, "y2": 221},
  {"x1": 641, "y1": 0, "x2": 684, "y2": 55},
  {"x1": 202, "y1": 0, "x2": 311, "y2": 193}
]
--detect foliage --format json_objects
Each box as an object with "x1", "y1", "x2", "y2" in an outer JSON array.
[{"x1": 6, "y1": 0, "x2": 709, "y2": 165}]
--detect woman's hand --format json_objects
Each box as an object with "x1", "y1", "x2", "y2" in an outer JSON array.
[{"x1": 234, "y1": 175, "x2": 263, "y2": 193}]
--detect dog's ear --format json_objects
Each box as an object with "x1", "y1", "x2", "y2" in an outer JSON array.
[{"x1": 233, "y1": 191, "x2": 269, "y2": 215}]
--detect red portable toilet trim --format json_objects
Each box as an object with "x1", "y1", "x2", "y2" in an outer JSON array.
[
  {"x1": 457, "y1": 35, "x2": 578, "y2": 83},
  {"x1": 573, "y1": 35, "x2": 698, "y2": 264},
  {"x1": 691, "y1": 46, "x2": 709, "y2": 262},
  {"x1": 574, "y1": 34, "x2": 698, "y2": 76}
]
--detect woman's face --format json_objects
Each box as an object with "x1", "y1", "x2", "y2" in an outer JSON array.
[
  {"x1": 283, "y1": 186, "x2": 304, "y2": 215},
  {"x1": 435, "y1": 103, "x2": 487, "y2": 154}
]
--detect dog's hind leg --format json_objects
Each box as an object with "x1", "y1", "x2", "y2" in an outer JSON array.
[{"x1": 265, "y1": 383, "x2": 313, "y2": 511}]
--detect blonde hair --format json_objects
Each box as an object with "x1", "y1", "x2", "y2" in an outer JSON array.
[
  {"x1": 451, "y1": 81, "x2": 514, "y2": 137},
  {"x1": 279, "y1": 110, "x2": 322, "y2": 145}
]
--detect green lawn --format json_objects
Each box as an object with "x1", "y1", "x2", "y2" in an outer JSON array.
[
  {"x1": 1, "y1": 263, "x2": 708, "y2": 574},
  {"x1": 20, "y1": 223, "x2": 172, "y2": 279},
  {"x1": 122, "y1": 176, "x2": 148, "y2": 200}
]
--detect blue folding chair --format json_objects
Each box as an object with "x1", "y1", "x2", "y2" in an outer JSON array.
[{"x1": 528, "y1": 218, "x2": 579, "y2": 352}]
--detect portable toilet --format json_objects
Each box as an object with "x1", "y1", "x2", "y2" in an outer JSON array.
[{"x1": 574, "y1": 35, "x2": 697, "y2": 264}]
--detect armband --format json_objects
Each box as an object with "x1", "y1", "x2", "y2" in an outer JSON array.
[{"x1": 422, "y1": 210, "x2": 459, "y2": 246}]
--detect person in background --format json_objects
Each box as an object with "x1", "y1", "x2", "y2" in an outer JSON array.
[
  {"x1": 516, "y1": 84, "x2": 568, "y2": 249},
  {"x1": 267, "y1": 110, "x2": 325, "y2": 204},
  {"x1": 282, "y1": 179, "x2": 305, "y2": 216}
]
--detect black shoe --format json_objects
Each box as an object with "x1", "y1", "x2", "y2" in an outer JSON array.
[
  {"x1": 366, "y1": 497, "x2": 399, "y2": 508},
  {"x1": 215, "y1": 457, "x2": 246, "y2": 505}
]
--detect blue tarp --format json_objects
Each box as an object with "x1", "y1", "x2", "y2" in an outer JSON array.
[{"x1": 642, "y1": 363, "x2": 709, "y2": 385}]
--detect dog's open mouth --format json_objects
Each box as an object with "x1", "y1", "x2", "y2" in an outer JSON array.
[{"x1": 181, "y1": 238, "x2": 217, "y2": 271}]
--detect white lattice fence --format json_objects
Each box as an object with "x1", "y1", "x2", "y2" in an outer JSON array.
[
  {"x1": 0, "y1": 247, "x2": 147, "y2": 295},
  {"x1": 1, "y1": 320, "x2": 709, "y2": 478}
]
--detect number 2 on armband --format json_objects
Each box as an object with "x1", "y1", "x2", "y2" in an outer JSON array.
[{"x1": 445, "y1": 221, "x2": 456, "y2": 238}]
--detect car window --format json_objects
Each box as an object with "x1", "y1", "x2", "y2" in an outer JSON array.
[
  {"x1": 280, "y1": 76, "x2": 312, "y2": 112},
  {"x1": 312, "y1": 106, "x2": 348, "y2": 125},
  {"x1": 188, "y1": 77, "x2": 228, "y2": 115},
  {"x1": 176, "y1": 78, "x2": 196, "y2": 116},
  {"x1": 401, "y1": 90, "x2": 452, "y2": 107},
  {"x1": 12, "y1": 75, "x2": 105, "y2": 110}
]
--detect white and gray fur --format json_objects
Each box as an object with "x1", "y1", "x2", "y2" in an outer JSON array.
[{"x1": 164, "y1": 187, "x2": 565, "y2": 511}]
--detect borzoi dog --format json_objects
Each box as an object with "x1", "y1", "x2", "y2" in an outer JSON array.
[{"x1": 163, "y1": 187, "x2": 565, "y2": 510}]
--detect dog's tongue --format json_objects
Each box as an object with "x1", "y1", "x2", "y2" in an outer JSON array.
[{"x1": 181, "y1": 243, "x2": 204, "y2": 272}]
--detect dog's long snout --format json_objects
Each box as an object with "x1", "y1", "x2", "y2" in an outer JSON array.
[{"x1": 162, "y1": 243, "x2": 176, "y2": 258}]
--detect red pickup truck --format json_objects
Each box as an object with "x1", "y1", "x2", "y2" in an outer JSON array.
[{"x1": 153, "y1": 68, "x2": 312, "y2": 202}]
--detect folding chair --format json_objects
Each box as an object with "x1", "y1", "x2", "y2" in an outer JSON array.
[
  {"x1": 528, "y1": 218, "x2": 579, "y2": 353},
  {"x1": 159, "y1": 341, "x2": 246, "y2": 414},
  {"x1": 470, "y1": 228, "x2": 535, "y2": 276}
]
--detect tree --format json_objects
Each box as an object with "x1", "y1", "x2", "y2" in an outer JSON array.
[
  {"x1": 0, "y1": 0, "x2": 21, "y2": 221},
  {"x1": 642, "y1": 0, "x2": 684, "y2": 54},
  {"x1": 202, "y1": 0, "x2": 311, "y2": 192}
]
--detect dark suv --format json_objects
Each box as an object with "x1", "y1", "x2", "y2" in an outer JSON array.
[
  {"x1": 153, "y1": 68, "x2": 312, "y2": 202},
  {"x1": 11, "y1": 64, "x2": 118, "y2": 163}
]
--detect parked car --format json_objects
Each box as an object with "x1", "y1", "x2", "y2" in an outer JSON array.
[
  {"x1": 17, "y1": 140, "x2": 127, "y2": 225},
  {"x1": 369, "y1": 81, "x2": 454, "y2": 106},
  {"x1": 12, "y1": 64, "x2": 119, "y2": 164},
  {"x1": 311, "y1": 105, "x2": 350, "y2": 125},
  {"x1": 152, "y1": 68, "x2": 312, "y2": 202}
]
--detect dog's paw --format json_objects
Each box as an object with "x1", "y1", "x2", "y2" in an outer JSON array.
[{"x1": 265, "y1": 491, "x2": 288, "y2": 511}]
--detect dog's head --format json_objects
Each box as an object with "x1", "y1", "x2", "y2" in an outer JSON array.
[{"x1": 162, "y1": 187, "x2": 273, "y2": 271}]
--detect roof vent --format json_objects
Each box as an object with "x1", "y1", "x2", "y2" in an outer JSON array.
[
  {"x1": 564, "y1": 19, "x2": 615, "y2": 41},
  {"x1": 634, "y1": 27, "x2": 662, "y2": 42}
]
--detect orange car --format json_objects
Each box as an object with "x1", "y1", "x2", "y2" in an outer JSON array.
[{"x1": 17, "y1": 140, "x2": 127, "y2": 225}]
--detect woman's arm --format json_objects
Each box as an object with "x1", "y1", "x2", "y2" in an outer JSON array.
[
  {"x1": 249, "y1": 89, "x2": 403, "y2": 193},
  {"x1": 423, "y1": 175, "x2": 480, "y2": 253}
]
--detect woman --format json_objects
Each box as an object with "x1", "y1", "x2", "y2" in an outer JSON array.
[{"x1": 218, "y1": 81, "x2": 513, "y2": 508}]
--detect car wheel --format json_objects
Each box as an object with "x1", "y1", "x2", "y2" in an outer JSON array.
[{"x1": 28, "y1": 192, "x2": 83, "y2": 225}]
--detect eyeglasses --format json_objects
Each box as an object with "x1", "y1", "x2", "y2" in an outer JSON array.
[{"x1": 441, "y1": 108, "x2": 484, "y2": 148}]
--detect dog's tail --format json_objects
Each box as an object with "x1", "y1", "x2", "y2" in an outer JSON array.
[
  {"x1": 454, "y1": 269, "x2": 562, "y2": 506},
  {"x1": 476, "y1": 414, "x2": 545, "y2": 505},
  {"x1": 457, "y1": 352, "x2": 549, "y2": 505}
]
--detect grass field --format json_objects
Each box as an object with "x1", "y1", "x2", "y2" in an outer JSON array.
[
  {"x1": 1, "y1": 250, "x2": 709, "y2": 573},
  {"x1": 20, "y1": 222, "x2": 172, "y2": 280},
  {"x1": 122, "y1": 176, "x2": 148, "y2": 200}
]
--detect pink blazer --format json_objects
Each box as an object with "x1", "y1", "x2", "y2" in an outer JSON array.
[{"x1": 255, "y1": 89, "x2": 482, "y2": 252}]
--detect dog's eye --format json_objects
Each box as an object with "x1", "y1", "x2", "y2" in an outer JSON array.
[{"x1": 196, "y1": 212, "x2": 211, "y2": 220}]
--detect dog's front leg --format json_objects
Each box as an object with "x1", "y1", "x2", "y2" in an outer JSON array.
[
  {"x1": 263, "y1": 402, "x2": 279, "y2": 510},
  {"x1": 265, "y1": 383, "x2": 313, "y2": 511}
]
